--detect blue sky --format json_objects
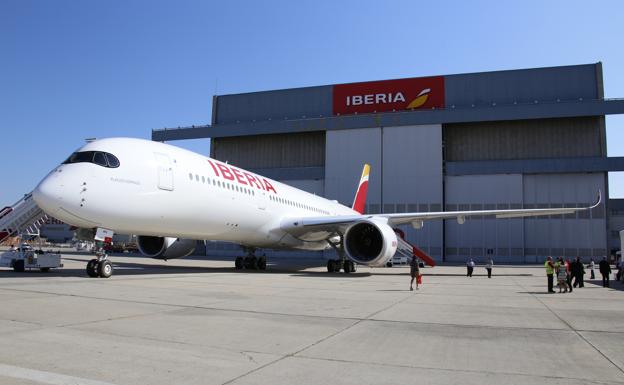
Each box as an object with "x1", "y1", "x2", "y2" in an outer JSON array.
[{"x1": 1, "y1": 0, "x2": 623, "y2": 204}]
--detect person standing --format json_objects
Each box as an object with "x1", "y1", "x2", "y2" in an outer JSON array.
[
  {"x1": 485, "y1": 258, "x2": 493, "y2": 278},
  {"x1": 599, "y1": 256, "x2": 611, "y2": 288},
  {"x1": 410, "y1": 257, "x2": 420, "y2": 291},
  {"x1": 467, "y1": 259, "x2": 475, "y2": 277},
  {"x1": 555, "y1": 258, "x2": 569, "y2": 293},
  {"x1": 545, "y1": 256, "x2": 555, "y2": 293},
  {"x1": 572, "y1": 257, "x2": 584, "y2": 288},
  {"x1": 564, "y1": 258, "x2": 573, "y2": 292},
  {"x1": 588, "y1": 258, "x2": 595, "y2": 279}
]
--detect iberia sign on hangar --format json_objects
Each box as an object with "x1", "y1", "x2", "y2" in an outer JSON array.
[{"x1": 332, "y1": 76, "x2": 445, "y2": 116}]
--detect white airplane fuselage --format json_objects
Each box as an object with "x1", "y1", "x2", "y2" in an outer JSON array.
[{"x1": 34, "y1": 138, "x2": 357, "y2": 250}]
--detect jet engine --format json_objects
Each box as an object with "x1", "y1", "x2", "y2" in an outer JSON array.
[
  {"x1": 137, "y1": 236, "x2": 196, "y2": 260},
  {"x1": 344, "y1": 219, "x2": 397, "y2": 266}
]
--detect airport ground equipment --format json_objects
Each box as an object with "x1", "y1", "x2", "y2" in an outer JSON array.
[
  {"x1": 0, "y1": 247, "x2": 63, "y2": 272},
  {"x1": 0, "y1": 192, "x2": 48, "y2": 244}
]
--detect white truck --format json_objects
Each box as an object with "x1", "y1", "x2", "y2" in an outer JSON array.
[{"x1": 0, "y1": 245, "x2": 63, "y2": 272}]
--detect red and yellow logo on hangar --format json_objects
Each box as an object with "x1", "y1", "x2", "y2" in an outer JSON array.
[{"x1": 332, "y1": 76, "x2": 445, "y2": 116}]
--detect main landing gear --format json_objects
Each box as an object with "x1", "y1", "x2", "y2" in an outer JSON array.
[
  {"x1": 86, "y1": 252, "x2": 113, "y2": 278},
  {"x1": 326, "y1": 236, "x2": 357, "y2": 274},
  {"x1": 234, "y1": 249, "x2": 267, "y2": 271}
]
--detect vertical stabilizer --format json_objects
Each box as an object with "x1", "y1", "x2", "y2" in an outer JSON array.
[{"x1": 352, "y1": 164, "x2": 370, "y2": 214}]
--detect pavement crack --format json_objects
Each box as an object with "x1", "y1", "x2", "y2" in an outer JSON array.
[{"x1": 512, "y1": 276, "x2": 624, "y2": 376}]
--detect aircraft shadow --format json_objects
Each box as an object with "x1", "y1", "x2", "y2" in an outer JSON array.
[{"x1": 0, "y1": 257, "x2": 373, "y2": 279}]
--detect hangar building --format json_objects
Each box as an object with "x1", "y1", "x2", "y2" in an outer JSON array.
[{"x1": 153, "y1": 63, "x2": 624, "y2": 263}]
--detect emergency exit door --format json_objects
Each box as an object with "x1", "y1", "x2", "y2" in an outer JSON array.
[{"x1": 154, "y1": 153, "x2": 174, "y2": 191}]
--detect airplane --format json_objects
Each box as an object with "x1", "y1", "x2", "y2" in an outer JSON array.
[{"x1": 32, "y1": 137, "x2": 602, "y2": 278}]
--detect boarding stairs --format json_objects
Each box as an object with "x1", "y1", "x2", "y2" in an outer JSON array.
[
  {"x1": 0, "y1": 192, "x2": 48, "y2": 244},
  {"x1": 393, "y1": 229, "x2": 436, "y2": 267}
]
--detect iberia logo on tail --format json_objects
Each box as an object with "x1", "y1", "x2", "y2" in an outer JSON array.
[{"x1": 333, "y1": 76, "x2": 445, "y2": 116}]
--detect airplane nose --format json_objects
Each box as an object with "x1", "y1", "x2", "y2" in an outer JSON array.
[{"x1": 33, "y1": 171, "x2": 64, "y2": 215}]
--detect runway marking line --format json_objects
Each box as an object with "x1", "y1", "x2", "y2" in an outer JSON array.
[{"x1": 0, "y1": 363, "x2": 118, "y2": 385}]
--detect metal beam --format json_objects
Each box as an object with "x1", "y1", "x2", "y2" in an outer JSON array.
[
  {"x1": 152, "y1": 99, "x2": 624, "y2": 141},
  {"x1": 446, "y1": 156, "x2": 624, "y2": 176}
]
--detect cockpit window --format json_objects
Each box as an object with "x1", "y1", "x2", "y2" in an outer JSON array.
[
  {"x1": 105, "y1": 153, "x2": 120, "y2": 168},
  {"x1": 93, "y1": 152, "x2": 107, "y2": 167},
  {"x1": 62, "y1": 151, "x2": 120, "y2": 168}
]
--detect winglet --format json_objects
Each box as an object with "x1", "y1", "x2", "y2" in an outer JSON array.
[
  {"x1": 591, "y1": 189, "x2": 602, "y2": 209},
  {"x1": 352, "y1": 164, "x2": 370, "y2": 214}
]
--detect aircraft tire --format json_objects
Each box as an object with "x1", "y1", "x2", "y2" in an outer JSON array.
[
  {"x1": 245, "y1": 256, "x2": 258, "y2": 270},
  {"x1": 343, "y1": 260, "x2": 351, "y2": 274},
  {"x1": 327, "y1": 260, "x2": 334, "y2": 272},
  {"x1": 13, "y1": 259, "x2": 25, "y2": 272},
  {"x1": 333, "y1": 260, "x2": 341, "y2": 273},
  {"x1": 86, "y1": 259, "x2": 99, "y2": 277},
  {"x1": 98, "y1": 260, "x2": 113, "y2": 278},
  {"x1": 258, "y1": 256, "x2": 267, "y2": 270},
  {"x1": 235, "y1": 257, "x2": 244, "y2": 270}
]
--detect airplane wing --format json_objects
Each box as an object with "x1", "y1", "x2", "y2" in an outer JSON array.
[{"x1": 281, "y1": 190, "x2": 602, "y2": 233}]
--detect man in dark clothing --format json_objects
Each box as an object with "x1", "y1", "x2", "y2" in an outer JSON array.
[
  {"x1": 572, "y1": 257, "x2": 584, "y2": 288},
  {"x1": 599, "y1": 257, "x2": 611, "y2": 288}
]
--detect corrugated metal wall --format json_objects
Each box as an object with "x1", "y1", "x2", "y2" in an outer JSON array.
[
  {"x1": 445, "y1": 63, "x2": 598, "y2": 108},
  {"x1": 215, "y1": 85, "x2": 333, "y2": 124},
  {"x1": 444, "y1": 173, "x2": 607, "y2": 263},
  {"x1": 443, "y1": 117, "x2": 603, "y2": 161},
  {"x1": 444, "y1": 174, "x2": 524, "y2": 263},
  {"x1": 211, "y1": 131, "x2": 325, "y2": 169}
]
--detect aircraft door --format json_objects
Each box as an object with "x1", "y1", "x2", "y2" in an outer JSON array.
[{"x1": 154, "y1": 153, "x2": 174, "y2": 191}]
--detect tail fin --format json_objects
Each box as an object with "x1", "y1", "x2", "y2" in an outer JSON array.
[{"x1": 352, "y1": 164, "x2": 370, "y2": 214}]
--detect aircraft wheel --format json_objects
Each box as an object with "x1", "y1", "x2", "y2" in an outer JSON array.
[
  {"x1": 13, "y1": 259, "x2": 25, "y2": 272},
  {"x1": 98, "y1": 260, "x2": 113, "y2": 278},
  {"x1": 86, "y1": 259, "x2": 99, "y2": 277},
  {"x1": 343, "y1": 260, "x2": 351, "y2": 274},
  {"x1": 349, "y1": 261, "x2": 356, "y2": 273},
  {"x1": 333, "y1": 260, "x2": 341, "y2": 273},
  {"x1": 257, "y1": 256, "x2": 267, "y2": 270},
  {"x1": 245, "y1": 256, "x2": 258, "y2": 270},
  {"x1": 386, "y1": 261, "x2": 393, "y2": 268},
  {"x1": 40, "y1": 267, "x2": 50, "y2": 273},
  {"x1": 327, "y1": 260, "x2": 335, "y2": 272},
  {"x1": 235, "y1": 256, "x2": 244, "y2": 270}
]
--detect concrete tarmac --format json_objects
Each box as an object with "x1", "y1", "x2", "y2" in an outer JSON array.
[{"x1": 0, "y1": 250, "x2": 623, "y2": 385}]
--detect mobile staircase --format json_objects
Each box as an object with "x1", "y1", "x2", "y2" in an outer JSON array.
[{"x1": 0, "y1": 192, "x2": 48, "y2": 244}]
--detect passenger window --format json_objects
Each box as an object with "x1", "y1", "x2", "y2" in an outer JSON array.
[
  {"x1": 189, "y1": 173, "x2": 193, "y2": 180},
  {"x1": 202, "y1": 176, "x2": 205, "y2": 183}
]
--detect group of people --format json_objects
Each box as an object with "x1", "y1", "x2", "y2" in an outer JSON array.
[
  {"x1": 466, "y1": 258, "x2": 494, "y2": 278},
  {"x1": 545, "y1": 256, "x2": 615, "y2": 293}
]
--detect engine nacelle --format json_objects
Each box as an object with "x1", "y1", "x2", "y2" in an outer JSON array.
[
  {"x1": 344, "y1": 219, "x2": 397, "y2": 267},
  {"x1": 137, "y1": 236, "x2": 196, "y2": 260}
]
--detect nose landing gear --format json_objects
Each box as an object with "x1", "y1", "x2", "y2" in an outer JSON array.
[{"x1": 86, "y1": 252, "x2": 113, "y2": 278}]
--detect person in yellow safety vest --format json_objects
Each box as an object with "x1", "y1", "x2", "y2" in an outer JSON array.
[{"x1": 545, "y1": 256, "x2": 555, "y2": 293}]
